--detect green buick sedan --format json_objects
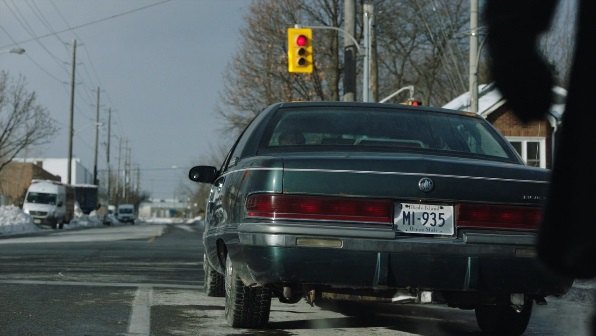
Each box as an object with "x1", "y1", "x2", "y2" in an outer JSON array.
[{"x1": 189, "y1": 101, "x2": 572, "y2": 335}]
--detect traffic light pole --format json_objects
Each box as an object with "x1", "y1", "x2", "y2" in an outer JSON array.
[
  {"x1": 362, "y1": 4, "x2": 374, "y2": 102},
  {"x1": 379, "y1": 85, "x2": 415, "y2": 104},
  {"x1": 296, "y1": 25, "x2": 366, "y2": 101},
  {"x1": 343, "y1": 0, "x2": 356, "y2": 102}
]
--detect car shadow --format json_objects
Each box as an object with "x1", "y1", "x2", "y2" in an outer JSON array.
[{"x1": 266, "y1": 302, "x2": 482, "y2": 336}]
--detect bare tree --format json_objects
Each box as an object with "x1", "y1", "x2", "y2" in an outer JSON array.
[
  {"x1": 217, "y1": 0, "x2": 473, "y2": 136},
  {"x1": 217, "y1": 0, "x2": 579, "y2": 137},
  {"x1": 0, "y1": 71, "x2": 58, "y2": 172},
  {"x1": 374, "y1": 0, "x2": 469, "y2": 105},
  {"x1": 216, "y1": 0, "x2": 343, "y2": 137}
]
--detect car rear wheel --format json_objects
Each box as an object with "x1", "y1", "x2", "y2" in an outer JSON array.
[
  {"x1": 475, "y1": 296, "x2": 533, "y2": 336},
  {"x1": 224, "y1": 253, "x2": 271, "y2": 328},
  {"x1": 203, "y1": 254, "x2": 224, "y2": 297}
]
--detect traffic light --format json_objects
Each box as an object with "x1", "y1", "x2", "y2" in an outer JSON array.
[
  {"x1": 287, "y1": 27, "x2": 313, "y2": 73},
  {"x1": 403, "y1": 99, "x2": 422, "y2": 106}
]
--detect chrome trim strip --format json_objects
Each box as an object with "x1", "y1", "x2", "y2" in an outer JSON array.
[
  {"x1": 238, "y1": 223, "x2": 395, "y2": 239},
  {"x1": 237, "y1": 232, "x2": 534, "y2": 256},
  {"x1": 221, "y1": 166, "x2": 548, "y2": 184},
  {"x1": 463, "y1": 232, "x2": 536, "y2": 245}
]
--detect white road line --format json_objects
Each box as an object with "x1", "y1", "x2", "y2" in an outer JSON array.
[
  {"x1": 127, "y1": 286, "x2": 153, "y2": 336},
  {"x1": 0, "y1": 279, "x2": 201, "y2": 289},
  {"x1": 0, "y1": 225, "x2": 166, "y2": 244}
]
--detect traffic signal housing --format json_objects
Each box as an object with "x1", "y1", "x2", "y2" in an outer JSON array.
[
  {"x1": 288, "y1": 28, "x2": 313, "y2": 73},
  {"x1": 403, "y1": 98, "x2": 422, "y2": 106}
]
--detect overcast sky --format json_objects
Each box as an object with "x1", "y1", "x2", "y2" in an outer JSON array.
[{"x1": 0, "y1": 0, "x2": 248, "y2": 200}]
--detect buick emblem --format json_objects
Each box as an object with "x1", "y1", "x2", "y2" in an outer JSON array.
[{"x1": 418, "y1": 177, "x2": 434, "y2": 192}]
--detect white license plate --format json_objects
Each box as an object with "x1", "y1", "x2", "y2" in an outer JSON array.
[{"x1": 394, "y1": 203, "x2": 454, "y2": 235}]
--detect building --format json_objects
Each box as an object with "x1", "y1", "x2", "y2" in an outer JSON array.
[
  {"x1": 138, "y1": 199, "x2": 190, "y2": 219},
  {"x1": 14, "y1": 158, "x2": 94, "y2": 184},
  {"x1": 0, "y1": 161, "x2": 60, "y2": 205},
  {"x1": 443, "y1": 83, "x2": 566, "y2": 169}
]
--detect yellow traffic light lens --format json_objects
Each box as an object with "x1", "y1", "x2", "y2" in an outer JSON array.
[{"x1": 297, "y1": 47, "x2": 306, "y2": 56}]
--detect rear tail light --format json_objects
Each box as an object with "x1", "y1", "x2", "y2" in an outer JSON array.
[
  {"x1": 457, "y1": 203, "x2": 542, "y2": 231},
  {"x1": 246, "y1": 194, "x2": 393, "y2": 225}
]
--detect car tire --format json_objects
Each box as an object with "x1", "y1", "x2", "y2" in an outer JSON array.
[
  {"x1": 224, "y1": 253, "x2": 271, "y2": 328},
  {"x1": 203, "y1": 254, "x2": 224, "y2": 297},
  {"x1": 475, "y1": 296, "x2": 533, "y2": 336}
]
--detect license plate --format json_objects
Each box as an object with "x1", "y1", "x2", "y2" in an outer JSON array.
[{"x1": 394, "y1": 203, "x2": 454, "y2": 235}]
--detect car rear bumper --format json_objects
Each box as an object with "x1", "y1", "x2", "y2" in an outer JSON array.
[{"x1": 219, "y1": 224, "x2": 573, "y2": 296}]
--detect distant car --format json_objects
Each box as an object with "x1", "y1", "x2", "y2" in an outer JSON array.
[
  {"x1": 116, "y1": 204, "x2": 136, "y2": 224},
  {"x1": 189, "y1": 101, "x2": 573, "y2": 334}
]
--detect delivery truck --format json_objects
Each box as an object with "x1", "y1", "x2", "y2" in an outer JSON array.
[
  {"x1": 22, "y1": 180, "x2": 75, "y2": 229},
  {"x1": 73, "y1": 184, "x2": 98, "y2": 215}
]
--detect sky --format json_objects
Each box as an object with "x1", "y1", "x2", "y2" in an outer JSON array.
[{"x1": 0, "y1": 0, "x2": 249, "y2": 200}]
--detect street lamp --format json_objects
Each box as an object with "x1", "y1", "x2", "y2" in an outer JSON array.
[{"x1": 0, "y1": 47, "x2": 25, "y2": 55}]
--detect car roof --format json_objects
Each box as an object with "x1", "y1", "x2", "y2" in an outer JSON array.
[{"x1": 272, "y1": 101, "x2": 475, "y2": 117}]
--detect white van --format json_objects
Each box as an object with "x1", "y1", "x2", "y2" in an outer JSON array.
[
  {"x1": 22, "y1": 180, "x2": 75, "y2": 229},
  {"x1": 117, "y1": 204, "x2": 136, "y2": 224}
]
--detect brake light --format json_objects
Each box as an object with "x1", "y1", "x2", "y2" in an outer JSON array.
[
  {"x1": 246, "y1": 194, "x2": 393, "y2": 225},
  {"x1": 457, "y1": 203, "x2": 542, "y2": 230}
]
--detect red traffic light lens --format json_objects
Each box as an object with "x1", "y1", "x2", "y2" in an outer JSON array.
[{"x1": 296, "y1": 35, "x2": 308, "y2": 47}]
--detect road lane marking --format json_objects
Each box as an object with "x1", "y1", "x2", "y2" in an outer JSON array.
[
  {"x1": 0, "y1": 279, "x2": 201, "y2": 289},
  {"x1": 128, "y1": 286, "x2": 153, "y2": 336},
  {"x1": 0, "y1": 225, "x2": 166, "y2": 244}
]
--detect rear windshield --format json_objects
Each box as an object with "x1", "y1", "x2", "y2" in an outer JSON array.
[{"x1": 260, "y1": 107, "x2": 515, "y2": 160}]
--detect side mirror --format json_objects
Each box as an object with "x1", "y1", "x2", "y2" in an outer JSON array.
[{"x1": 188, "y1": 166, "x2": 218, "y2": 183}]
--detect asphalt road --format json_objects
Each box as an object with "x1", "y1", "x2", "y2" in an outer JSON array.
[{"x1": 0, "y1": 221, "x2": 594, "y2": 336}]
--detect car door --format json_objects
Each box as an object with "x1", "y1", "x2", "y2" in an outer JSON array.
[{"x1": 205, "y1": 120, "x2": 256, "y2": 235}]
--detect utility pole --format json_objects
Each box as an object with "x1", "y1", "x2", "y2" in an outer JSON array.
[
  {"x1": 469, "y1": 0, "x2": 479, "y2": 112},
  {"x1": 106, "y1": 108, "x2": 111, "y2": 203},
  {"x1": 93, "y1": 86, "x2": 100, "y2": 185},
  {"x1": 67, "y1": 39, "x2": 76, "y2": 185},
  {"x1": 116, "y1": 137, "x2": 122, "y2": 203},
  {"x1": 124, "y1": 141, "x2": 130, "y2": 200},
  {"x1": 362, "y1": 4, "x2": 373, "y2": 102},
  {"x1": 369, "y1": 4, "x2": 378, "y2": 102},
  {"x1": 343, "y1": 0, "x2": 356, "y2": 102},
  {"x1": 135, "y1": 165, "x2": 140, "y2": 195}
]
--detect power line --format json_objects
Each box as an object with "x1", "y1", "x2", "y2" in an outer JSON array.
[{"x1": 0, "y1": 0, "x2": 173, "y2": 49}]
